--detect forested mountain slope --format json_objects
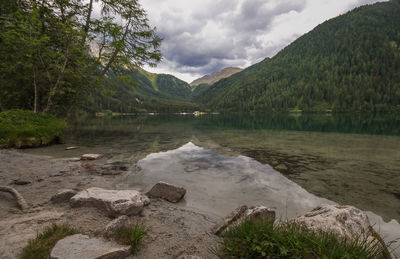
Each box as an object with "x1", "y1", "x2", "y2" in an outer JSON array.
[
  {"x1": 86, "y1": 68, "x2": 197, "y2": 113},
  {"x1": 197, "y1": 1, "x2": 400, "y2": 112}
]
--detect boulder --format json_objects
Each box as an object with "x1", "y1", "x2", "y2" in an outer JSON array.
[
  {"x1": 212, "y1": 205, "x2": 275, "y2": 236},
  {"x1": 102, "y1": 215, "x2": 129, "y2": 236},
  {"x1": 295, "y1": 204, "x2": 390, "y2": 257},
  {"x1": 70, "y1": 187, "x2": 150, "y2": 217},
  {"x1": 146, "y1": 182, "x2": 186, "y2": 203},
  {"x1": 295, "y1": 204, "x2": 371, "y2": 239},
  {"x1": 51, "y1": 189, "x2": 77, "y2": 203},
  {"x1": 50, "y1": 234, "x2": 130, "y2": 259},
  {"x1": 81, "y1": 154, "x2": 102, "y2": 160}
]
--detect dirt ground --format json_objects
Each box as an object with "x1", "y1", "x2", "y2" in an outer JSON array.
[{"x1": 0, "y1": 149, "x2": 219, "y2": 259}]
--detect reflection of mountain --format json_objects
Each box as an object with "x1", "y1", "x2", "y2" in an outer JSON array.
[{"x1": 135, "y1": 142, "x2": 400, "y2": 258}]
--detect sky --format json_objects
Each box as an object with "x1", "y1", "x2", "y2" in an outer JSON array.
[{"x1": 141, "y1": 0, "x2": 387, "y2": 83}]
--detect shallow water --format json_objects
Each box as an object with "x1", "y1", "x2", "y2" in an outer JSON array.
[{"x1": 22, "y1": 113, "x2": 400, "y2": 251}]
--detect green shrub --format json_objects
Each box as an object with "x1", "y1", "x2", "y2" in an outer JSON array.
[
  {"x1": 19, "y1": 224, "x2": 78, "y2": 259},
  {"x1": 112, "y1": 223, "x2": 147, "y2": 253},
  {"x1": 217, "y1": 219, "x2": 388, "y2": 259},
  {"x1": 0, "y1": 109, "x2": 66, "y2": 148}
]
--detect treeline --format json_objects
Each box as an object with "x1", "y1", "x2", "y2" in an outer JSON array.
[
  {"x1": 0, "y1": 0, "x2": 161, "y2": 116},
  {"x1": 197, "y1": 1, "x2": 400, "y2": 112}
]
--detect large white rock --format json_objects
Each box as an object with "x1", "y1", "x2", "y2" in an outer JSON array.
[
  {"x1": 50, "y1": 234, "x2": 130, "y2": 259},
  {"x1": 295, "y1": 204, "x2": 371, "y2": 238},
  {"x1": 81, "y1": 154, "x2": 102, "y2": 160},
  {"x1": 70, "y1": 187, "x2": 150, "y2": 217}
]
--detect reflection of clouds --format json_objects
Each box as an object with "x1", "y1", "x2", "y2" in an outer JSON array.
[
  {"x1": 136, "y1": 141, "x2": 400, "y2": 257},
  {"x1": 141, "y1": 0, "x2": 386, "y2": 82}
]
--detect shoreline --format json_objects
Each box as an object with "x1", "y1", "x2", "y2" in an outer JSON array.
[{"x1": 0, "y1": 149, "x2": 219, "y2": 259}]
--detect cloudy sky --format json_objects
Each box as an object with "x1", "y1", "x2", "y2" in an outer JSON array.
[{"x1": 141, "y1": 0, "x2": 387, "y2": 83}]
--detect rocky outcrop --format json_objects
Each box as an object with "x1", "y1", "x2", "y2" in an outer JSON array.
[
  {"x1": 50, "y1": 234, "x2": 130, "y2": 259},
  {"x1": 212, "y1": 205, "x2": 275, "y2": 236},
  {"x1": 51, "y1": 189, "x2": 77, "y2": 203},
  {"x1": 146, "y1": 182, "x2": 186, "y2": 203},
  {"x1": 70, "y1": 187, "x2": 150, "y2": 217}
]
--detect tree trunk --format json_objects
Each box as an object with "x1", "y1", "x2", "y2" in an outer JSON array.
[
  {"x1": 83, "y1": 0, "x2": 94, "y2": 42},
  {"x1": 33, "y1": 68, "x2": 38, "y2": 113},
  {"x1": 98, "y1": 19, "x2": 131, "y2": 77}
]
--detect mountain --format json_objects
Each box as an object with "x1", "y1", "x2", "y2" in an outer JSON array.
[
  {"x1": 197, "y1": 1, "x2": 400, "y2": 112},
  {"x1": 190, "y1": 67, "x2": 243, "y2": 87},
  {"x1": 87, "y1": 68, "x2": 198, "y2": 113}
]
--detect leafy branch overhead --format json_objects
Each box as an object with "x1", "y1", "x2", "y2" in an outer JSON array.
[{"x1": 0, "y1": 0, "x2": 162, "y2": 116}]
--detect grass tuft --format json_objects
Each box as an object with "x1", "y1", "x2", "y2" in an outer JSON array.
[
  {"x1": 19, "y1": 224, "x2": 78, "y2": 259},
  {"x1": 112, "y1": 223, "x2": 147, "y2": 253},
  {"x1": 0, "y1": 109, "x2": 66, "y2": 148},
  {"x1": 217, "y1": 218, "x2": 390, "y2": 259}
]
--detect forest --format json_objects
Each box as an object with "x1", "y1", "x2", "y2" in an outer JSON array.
[{"x1": 197, "y1": 1, "x2": 400, "y2": 113}]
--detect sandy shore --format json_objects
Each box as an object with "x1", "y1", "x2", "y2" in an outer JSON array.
[{"x1": 0, "y1": 149, "x2": 219, "y2": 259}]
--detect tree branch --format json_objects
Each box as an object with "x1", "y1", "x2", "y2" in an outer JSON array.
[{"x1": 0, "y1": 186, "x2": 29, "y2": 210}]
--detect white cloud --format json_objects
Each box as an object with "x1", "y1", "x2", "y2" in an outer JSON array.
[{"x1": 141, "y1": 0, "x2": 387, "y2": 83}]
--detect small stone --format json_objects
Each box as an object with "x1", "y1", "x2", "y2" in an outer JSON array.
[
  {"x1": 51, "y1": 189, "x2": 77, "y2": 203},
  {"x1": 275, "y1": 164, "x2": 288, "y2": 170},
  {"x1": 184, "y1": 165, "x2": 200, "y2": 172},
  {"x1": 65, "y1": 146, "x2": 79, "y2": 150},
  {"x1": 13, "y1": 179, "x2": 31, "y2": 185},
  {"x1": 146, "y1": 182, "x2": 186, "y2": 203},
  {"x1": 81, "y1": 154, "x2": 102, "y2": 160},
  {"x1": 101, "y1": 162, "x2": 129, "y2": 171},
  {"x1": 70, "y1": 187, "x2": 150, "y2": 217},
  {"x1": 102, "y1": 216, "x2": 129, "y2": 236},
  {"x1": 177, "y1": 255, "x2": 203, "y2": 259},
  {"x1": 50, "y1": 234, "x2": 130, "y2": 259}
]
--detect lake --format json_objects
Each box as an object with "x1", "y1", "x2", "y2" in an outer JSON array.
[{"x1": 22, "y1": 113, "x2": 400, "y2": 251}]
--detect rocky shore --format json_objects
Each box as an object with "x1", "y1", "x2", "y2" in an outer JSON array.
[{"x1": 0, "y1": 149, "x2": 392, "y2": 258}]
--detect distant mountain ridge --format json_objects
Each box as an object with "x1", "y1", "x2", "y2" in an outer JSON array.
[
  {"x1": 190, "y1": 67, "x2": 243, "y2": 87},
  {"x1": 196, "y1": 1, "x2": 400, "y2": 112}
]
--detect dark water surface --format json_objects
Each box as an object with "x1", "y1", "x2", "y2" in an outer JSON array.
[{"x1": 23, "y1": 113, "x2": 400, "y2": 242}]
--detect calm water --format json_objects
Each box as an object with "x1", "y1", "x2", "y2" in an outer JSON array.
[{"x1": 23, "y1": 113, "x2": 400, "y2": 251}]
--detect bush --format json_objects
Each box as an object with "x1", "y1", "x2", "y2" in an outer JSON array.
[
  {"x1": 217, "y1": 219, "x2": 388, "y2": 259},
  {"x1": 112, "y1": 223, "x2": 147, "y2": 253},
  {"x1": 19, "y1": 224, "x2": 78, "y2": 259},
  {"x1": 0, "y1": 109, "x2": 66, "y2": 148}
]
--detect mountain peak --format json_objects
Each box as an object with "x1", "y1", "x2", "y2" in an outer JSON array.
[{"x1": 190, "y1": 67, "x2": 243, "y2": 87}]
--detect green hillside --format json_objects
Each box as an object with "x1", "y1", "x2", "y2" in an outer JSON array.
[
  {"x1": 197, "y1": 1, "x2": 400, "y2": 112},
  {"x1": 86, "y1": 68, "x2": 198, "y2": 113}
]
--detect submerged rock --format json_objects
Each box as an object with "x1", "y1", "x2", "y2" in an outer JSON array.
[
  {"x1": 50, "y1": 234, "x2": 130, "y2": 259},
  {"x1": 146, "y1": 182, "x2": 186, "y2": 203},
  {"x1": 51, "y1": 189, "x2": 77, "y2": 203},
  {"x1": 80, "y1": 154, "x2": 102, "y2": 160},
  {"x1": 70, "y1": 187, "x2": 150, "y2": 217}
]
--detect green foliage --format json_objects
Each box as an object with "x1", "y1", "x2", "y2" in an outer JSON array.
[
  {"x1": 0, "y1": 0, "x2": 161, "y2": 116},
  {"x1": 0, "y1": 110, "x2": 66, "y2": 148},
  {"x1": 198, "y1": 1, "x2": 400, "y2": 112},
  {"x1": 218, "y1": 219, "x2": 388, "y2": 259},
  {"x1": 112, "y1": 223, "x2": 147, "y2": 254},
  {"x1": 19, "y1": 224, "x2": 78, "y2": 259}
]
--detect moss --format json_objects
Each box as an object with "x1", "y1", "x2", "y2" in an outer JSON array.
[
  {"x1": 19, "y1": 224, "x2": 78, "y2": 259},
  {"x1": 0, "y1": 110, "x2": 66, "y2": 148}
]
